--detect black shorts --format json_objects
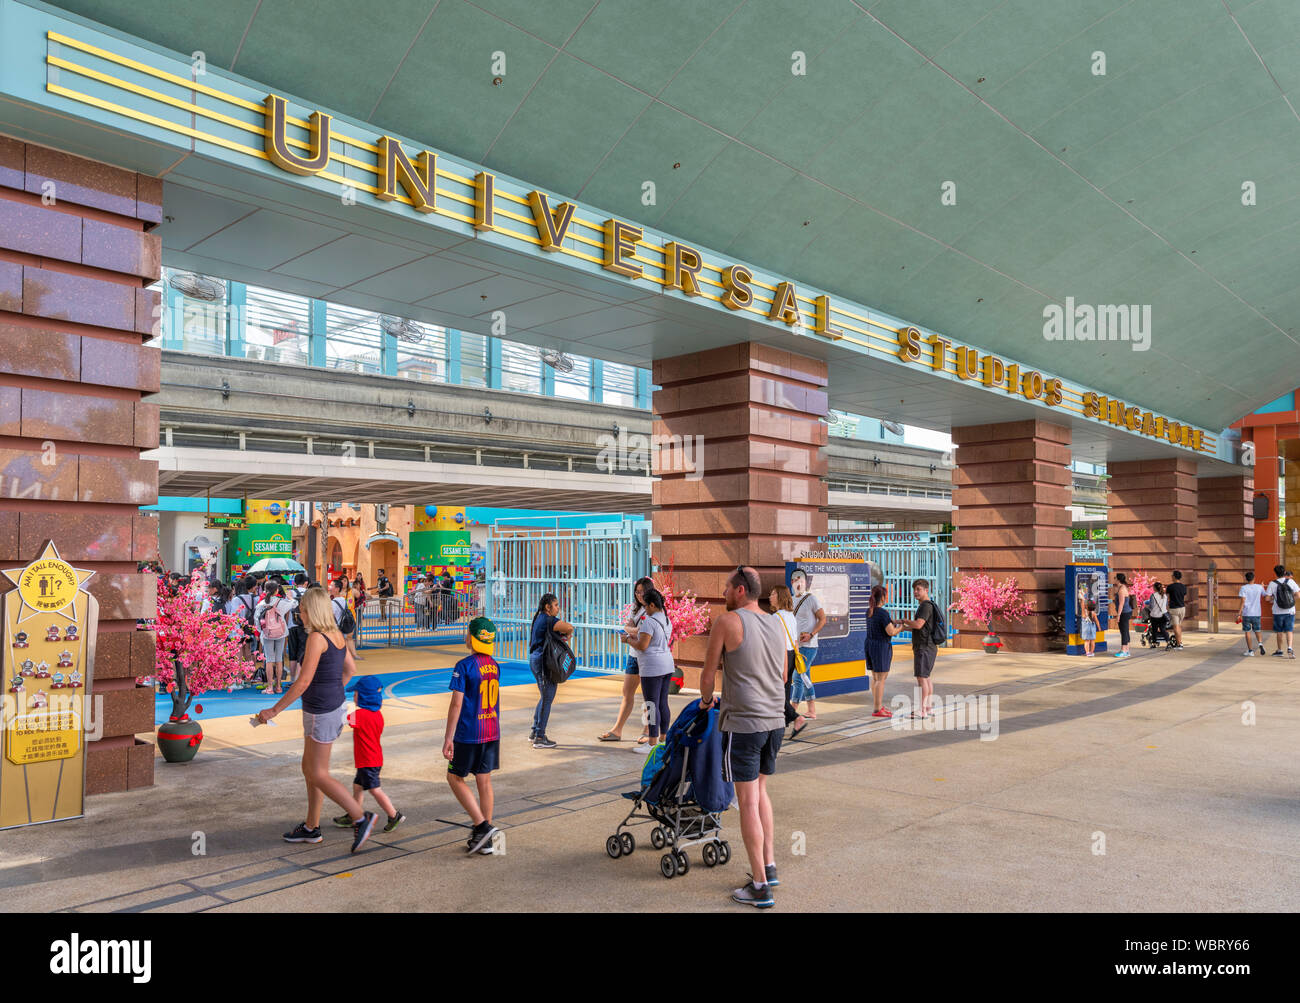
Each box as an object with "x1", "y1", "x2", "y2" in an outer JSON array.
[
  {"x1": 448, "y1": 739, "x2": 499, "y2": 778},
  {"x1": 353, "y1": 766, "x2": 382, "y2": 790},
  {"x1": 722, "y1": 728, "x2": 783, "y2": 783},
  {"x1": 913, "y1": 645, "x2": 937, "y2": 678}
]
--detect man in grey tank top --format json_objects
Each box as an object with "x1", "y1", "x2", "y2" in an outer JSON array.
[{"x1": 700, "y1": 565, "x2": 786, "y2": 908}]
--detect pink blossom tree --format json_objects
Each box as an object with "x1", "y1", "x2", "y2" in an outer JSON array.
[
  {"x1": 1127, "y1": 571, "x2": 1158, "y2": 618},
  {"x1": 953, "y1": 573, "x2": 1035, "y2": 636},
  {"x1": 154, "y1": 578, "x2": 258, "y2": 721}
]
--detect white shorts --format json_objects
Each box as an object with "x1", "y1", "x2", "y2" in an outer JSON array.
[{"x1": 302, "y1": 702, "x2": 347, "y2": 744}]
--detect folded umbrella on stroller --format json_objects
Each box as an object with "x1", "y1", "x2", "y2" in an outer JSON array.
[{"x1": 605, "y1": 699, "x2": 734, "y2": 879}]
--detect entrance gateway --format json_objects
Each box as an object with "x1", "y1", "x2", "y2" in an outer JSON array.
[{"x1": 0, "y1": 2, "x2": 1256, "y2": 791}]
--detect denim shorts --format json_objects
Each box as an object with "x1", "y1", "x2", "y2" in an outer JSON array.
[
  {"x1": 302, "y1": 702, "x2": 347, "y2": 743},
  {"x1": 1241, "y1": 615, "x2": 1261, "y2": 632},
  {"x1": 623, "y1": 654, "x2": 639, "y2": 676},
  {"x1": 1273, "y1": 612, "x2": 1295, "y2": 632}
]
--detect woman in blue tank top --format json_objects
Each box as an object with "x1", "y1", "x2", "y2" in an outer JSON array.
[{"x1": 257, "y1": 587, "x2": 378, "y2": 852}]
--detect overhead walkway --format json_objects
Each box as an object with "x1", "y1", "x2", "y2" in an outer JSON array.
[{"x1": 152, "y1": 351, "x2": 957, "y2": 523}]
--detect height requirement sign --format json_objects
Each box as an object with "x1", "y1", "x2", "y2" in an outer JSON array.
[{"x1": 0, "y1": 542, "x2": 98, "y2": 829}]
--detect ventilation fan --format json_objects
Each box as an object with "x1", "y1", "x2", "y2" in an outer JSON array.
[
  {"x1": 538, "y1": 348, "x2": 575, "y2": 373},
  {"x1": 940, "y1": 450, "x2": 954, "y2": 467},
  {"x1": 167, "y1": 271, "x2": 225, "y2": 302},
  {"x1": 380, "y1": 315, "x2": 425, "y2": 344}
]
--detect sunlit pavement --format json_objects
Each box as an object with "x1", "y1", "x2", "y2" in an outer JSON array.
[{"x1": 3, "y1": 633, "x2": 1296, "y2": 912}]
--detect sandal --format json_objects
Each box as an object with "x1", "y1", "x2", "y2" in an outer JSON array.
[
  {"x1": 597, "y1": 731, "x2": 622, "y2": 742},
  {"x1": 790, "y1": 721, "x2": 809, "y2": 739},
  {"x1": 635, "y1": 735, "x2": 651, "y2": 746}
]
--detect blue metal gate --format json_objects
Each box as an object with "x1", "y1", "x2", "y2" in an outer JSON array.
[
  {"x1": 486, "y1": 520, "x2": 650, "y2": 671},
  {"x1": 826, "y1": 533, "x2": 954, "y2": 640}
]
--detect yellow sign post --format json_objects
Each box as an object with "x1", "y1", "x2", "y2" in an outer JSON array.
[{"x1": 0, "y1": 541, "x2": 98, "y2": 829}]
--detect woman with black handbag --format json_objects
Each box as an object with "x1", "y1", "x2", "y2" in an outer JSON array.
[{"x1": 528, "y1": 593, "x2": 573, "y2": 749}]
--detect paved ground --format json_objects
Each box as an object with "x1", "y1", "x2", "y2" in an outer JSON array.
[{"x1": 3, "y1": 632, "x2": 1297, "y2": 912}]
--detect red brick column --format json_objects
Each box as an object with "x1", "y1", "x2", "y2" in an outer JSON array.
[
  {"x1": 951, "y1": 420, "x2": 1072, "y2": 651},
  {"x1": 0, "y1": 134, "x2": 161, "y2": 793},
  {"x1": 1197, "y1": 475, "x2": 1254, "y2": 625},
  {"x1": 652, "y1": 343, "x2": 827, "y2": 687},
  {"x1": 1107, "y1": 458, "x2": 1199, "y2": 620}
]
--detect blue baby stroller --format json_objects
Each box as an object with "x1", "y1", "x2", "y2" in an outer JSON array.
[{"x1": 605, "y1": 699, "x2": 734, "y2": 879}]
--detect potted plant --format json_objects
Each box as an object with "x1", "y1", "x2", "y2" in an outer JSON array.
[
  {"x1": 153, "y1": 572, "x2": 258, "y2": 763},
  {"x1": 952, "y1": 573, "x2": 1035, "y2": 652},
  {"x1": 1127, "y1": 570, "x2": 1157, "y2": 639}
]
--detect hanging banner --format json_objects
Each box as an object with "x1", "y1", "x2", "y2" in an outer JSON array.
[{"x1": 0, "y1": 541, "x2": 99, "y2": 829}]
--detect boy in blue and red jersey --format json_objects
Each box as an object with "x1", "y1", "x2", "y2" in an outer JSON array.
[{"x1": 444, "y1": 616, "x2": 502, "y2": 855}]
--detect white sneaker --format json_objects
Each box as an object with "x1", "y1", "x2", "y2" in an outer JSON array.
[{"x1": 1243, "y1": 649, "x2": 1254, "y2": 656}]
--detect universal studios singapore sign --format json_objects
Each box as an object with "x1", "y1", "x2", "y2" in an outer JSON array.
[{"x1": 259, "y1": 94, "x2": 1213, "y2": 457}]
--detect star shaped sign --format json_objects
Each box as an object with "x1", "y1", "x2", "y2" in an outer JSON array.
[{"x1": 2, "y1": 542, "x2": 95, "y2": 625}]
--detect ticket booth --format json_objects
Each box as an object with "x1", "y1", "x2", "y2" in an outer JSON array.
[{"x1": 1066, "y1": 561, "x2": 1110, "y2": 655}]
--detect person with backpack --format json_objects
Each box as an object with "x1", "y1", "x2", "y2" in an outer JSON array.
[
  {"x1": 527, "y1": 593, "x2": 573, "y2": 749},
  {"x1": 330, "y1": 576, "x2": 359, "y2": 661},
  {"x1": 1264, "y1": 565, "x2": 1298, "y2": 658},
  {"x1": 905, "y1": 579, "x2": 943, "y2": 718},
  {"x1": 284, "y1": 573, "x2": 310, "y2": 685},
  {"x1": 225, "y1": 576, "x2": 259, "y2": 663},
  {"x1": 620, "y1": 587, "x2": 674, "y2": 748},
  {"x1": 254, "y1": 581, "x2": 295, "y2": 695}
]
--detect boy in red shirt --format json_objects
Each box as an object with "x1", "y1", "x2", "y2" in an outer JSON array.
[{"x1": 333, "y1": 675, "x2": 405, "y2": 832}]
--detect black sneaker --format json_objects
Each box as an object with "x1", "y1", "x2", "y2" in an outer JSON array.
[
  {"x1": 384, "y1": 812, "x2": 406, "y2": 833},
  {"x1": 283, "y1": 823, "x2": 322, "y2": 843},
  {"x1": 1272, "y1": 650, "x2": 1286, "y2": 657},
  {"x1": 332, "y1": 813, "x2": 353, "y2": 828},
  {"x1": 533, "y1": 736, "x2": 557, "y2": 749},
  {"x1": 765, "y1": 863, "x2": 780, "y2": 887},
  {"x1": 731, "y1": 880, "x2": 774, "y2": 908},
  {"x1": 467, "y1": 821, "x2": 498, "y2": 854},
  {"x1": 350, "y1": 811, "x2": 377, "y2": 853},
  {"x1": 1259, "y1": 644, "x2": 1267, "y2": 655},
  {"x1": 528, "y1": 730, "x2": 537, "y2": 743}
]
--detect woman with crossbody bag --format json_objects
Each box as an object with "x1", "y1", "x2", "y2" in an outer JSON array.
[{"x1": 770, "y1": 585, "x2": 809, "y2": 738}]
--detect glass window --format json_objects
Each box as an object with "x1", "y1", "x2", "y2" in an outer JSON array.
[
  {"x1": 245, "y1": 284, "x2": 310, "y2": 365},
  {"x1": 323, "y1": 303, "x2": 382, "y2": 374},
  {"x1": 501, "y1": 340, "x2": 541, "y2": 395},
  {"x1": 163, "y1": 269, "x2": 227, "y2": 355},
  {"x1": 552, "y1": 355, "x2": 591, "y2": 400},
  {"x1": 461, "y1": 332, "x2": 488, "y2": 388},
  {"x1": 395, "y1": 323, "x2": 449, "y2": 384},
  {"x1": 603, "y1": 362, "x2": 637, "y2": 407}
]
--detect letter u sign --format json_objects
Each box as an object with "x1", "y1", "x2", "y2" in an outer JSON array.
[{"x1": 264, "y1": 95, "x2": 332, "y2": 175}]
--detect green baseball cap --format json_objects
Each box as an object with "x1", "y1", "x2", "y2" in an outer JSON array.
[{"x1": 468, "y1": 616, "x2": 496, "y2": 655}]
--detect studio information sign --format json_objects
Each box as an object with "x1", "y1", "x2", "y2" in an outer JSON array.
[{"x1": 0, "y1": 541, "x2": 98, "y2": 829}]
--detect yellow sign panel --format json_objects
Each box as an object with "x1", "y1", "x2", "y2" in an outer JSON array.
[
  {"x1": 16, "y1": 557, "x2": 80, "y2": 615},
  {"x1": 1, "y1": 541, "x2": 97, "y2": 829},
  {"x1": 6, "y1": 709, "x2": 81, "y2": 765}
]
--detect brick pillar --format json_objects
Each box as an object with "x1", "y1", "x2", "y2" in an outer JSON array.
[
  {"x1": 1107, "y1": 458, "x2": 1199, "y2": 620},
  {"x1": 1197, "y1": 475, "x2": 1254, "y2": 625},
  {"x1": 951, "y1": 420, "x2": 1071, "y2": 651},
  {"x1": 652, "y1": 343, "x2": 827, "y2": 687},
  {"x1": 0, "y1": 134, "x2": 161, "y2": 793}
]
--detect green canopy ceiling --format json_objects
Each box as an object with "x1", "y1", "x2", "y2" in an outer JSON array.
[{"x1": 41, "y1": 0, "x2": 1300, "y2": 431}]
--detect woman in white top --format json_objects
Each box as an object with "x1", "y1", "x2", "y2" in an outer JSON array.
[
  {"x1": 598, "y1": 576, "x2": 654, "y2": 745},
  {"x1": 1146, "y1": 581, "x2": 1171, "y2": 648},
  {"x1": 621, "y1": 588, "x2": 674, "y2": 745},
  {"x1": 770, "y1": 586, "x2": 809, "y2": 738}
]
